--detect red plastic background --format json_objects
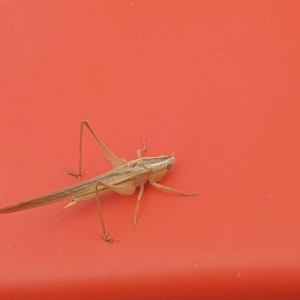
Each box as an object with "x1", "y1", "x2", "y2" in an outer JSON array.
[{"x1": 0, "y1": 1, "x2": 300, "y2": 299}]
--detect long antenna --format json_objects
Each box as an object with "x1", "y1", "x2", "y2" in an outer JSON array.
[
  {"x1": 172, "y1": 51, "x2": 209, "y2": 156},
  {"x1": 178, "y1": 158, "x2": 300, "y2": 238},
  {"x1": 172, "y1": 76, "x2": 201, "y2": 155}
]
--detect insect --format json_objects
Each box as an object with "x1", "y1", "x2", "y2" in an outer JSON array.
[
  {"x1": 0, "y1": 108, "x2": 198, "y2": 242},
  {"x1": 0, "y1": 84, "x2": 294, "y2": 244}
]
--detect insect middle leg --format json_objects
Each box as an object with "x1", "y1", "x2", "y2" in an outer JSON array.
[
  {"x1": 133, "y1": 141, "x2": 154, "y2": 229},
  {"x1": 133, "y1": 184, "x2": 145, "y2": 229}
]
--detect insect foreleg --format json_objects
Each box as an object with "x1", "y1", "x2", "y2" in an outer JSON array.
[
  {"x1": 149, "y1": 181, "x2": 198, "y2": 196},
  {"x1": 137, "y1": 140, "x2": 147, "y2": 158}
]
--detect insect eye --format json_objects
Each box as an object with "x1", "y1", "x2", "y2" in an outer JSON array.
[{"x1": 167, "y1": 163, "x2": 172, "y2": 170}]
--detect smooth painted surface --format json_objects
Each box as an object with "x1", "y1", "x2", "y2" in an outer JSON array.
[{"x1": 0, "y1": 1, "x2": 299, "y2": 299}]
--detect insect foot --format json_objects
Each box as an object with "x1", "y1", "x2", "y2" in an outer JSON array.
[
  {"x1": 102, "y1": 233, "x2": 121, "y2": 243},
  {"x1": 63, "y1": 166, "x2": 81, "y2": 179}
]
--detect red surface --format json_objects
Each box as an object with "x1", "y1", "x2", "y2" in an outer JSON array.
[{"x1": 0, "y1": 1, "x2": 300, "y2": 299}]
